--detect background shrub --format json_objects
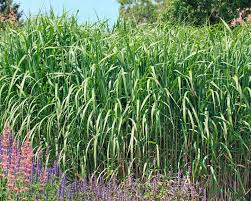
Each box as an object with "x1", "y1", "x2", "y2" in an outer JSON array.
[
  {"x1": 118, "y1": 0, "x2": 158, "y2": 23},
  {"x1": 118, "y1": 0, "x2": 251, "y2": 25},
  {"x1": 165, "y1": 0, "x2": 251, "y2": 25}
]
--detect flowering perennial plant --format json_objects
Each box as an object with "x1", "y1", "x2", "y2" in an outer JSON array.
[
  {"x1": 231, "y1": 7, "x2": 251, "y2": 26},
  {"x1": 62, "y1": 172, "x2": 207, "y2": 201},
  {"x1": 0, "y1": 127, "x2": 50, "y2": 200},
  {"x1": 0, "y1": 127, "x2": 206, "y2": 200}
]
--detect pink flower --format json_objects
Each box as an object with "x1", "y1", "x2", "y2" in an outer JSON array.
[
  {"x1": 236, "y1": 18, "x2": 244, "y2": 24},
  {"x1": 6, "y1": 140, "x2": 20, "y2": 194},
  {"x1": 231, "y1": 19, "x2": 237, "y2": 26},
  {"x1": 247, "y1": 14, "x2": 251, "y2": 21},
  {"x1": 40, "y1": 168, "x2": 48, "y2": 191},
  {"x1": 230, "y1": 7, "x2": 251, "y2": 26},
  {"x1": 0, "y1": 127, "x2": 11, "y2": 176},
  {"x1": 19, "y1": 136, "x2": 33, "y2": 192}
]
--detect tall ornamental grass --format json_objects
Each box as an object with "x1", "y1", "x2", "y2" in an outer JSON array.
[{"x1": 0, "y1": 13, "x2": 250, "y2": 199}]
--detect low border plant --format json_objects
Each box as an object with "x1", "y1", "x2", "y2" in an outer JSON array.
[{"x1": 0, "y1": 126, "x2": 206, "y2": 200}]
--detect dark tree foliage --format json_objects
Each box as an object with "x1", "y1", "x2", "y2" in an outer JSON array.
[
  {"x1": 0, "y1": 0, "x2": 22, "y2": 21},
  {"x1": 118, "y1": 0, "x2": 251, "y2": 25},
  {"x1": 167, "y1": 0, "x2": 251, "y2": 25}
]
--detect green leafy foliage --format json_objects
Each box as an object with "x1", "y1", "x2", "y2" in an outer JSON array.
[
  {"x1": 166, "y1": 0, "x2": 251, "y2": 25},
  {"x1": 118, "y1": 0, "x2": 160, "y2": 23},
  {"x1": 118, "y1": 0, "x2": 251, "y2": 25}
]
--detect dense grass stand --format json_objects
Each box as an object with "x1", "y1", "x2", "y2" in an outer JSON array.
[{"x1": 0, "y1": 14, "x2": 250, "y2": 200}]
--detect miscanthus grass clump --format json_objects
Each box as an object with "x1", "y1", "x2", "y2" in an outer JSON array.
[
  {"x1": 0, "y1": 13, "x2": 250, "y2": 199},
  {"x1": 0, "y1": 126, "x2": 205, "y2": 200}
]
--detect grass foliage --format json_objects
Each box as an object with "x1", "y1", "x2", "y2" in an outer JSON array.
[{"x1": 0, "y1": 13, "x2": 250, "y2": 199}]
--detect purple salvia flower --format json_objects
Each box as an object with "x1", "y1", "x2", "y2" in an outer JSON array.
[
  {"x1": 36, "y1": 150, "x2": 42, "y2": 180},
  {"x1": 7, "y1": 133, "x2": 13, "y2": 173},
  {"x1": 58, "y1": 182, "x2": 62, "y2": 198},
  {"x1": 59, "y1": 174, "x2": 66, "y2": 199},
  {"x1": 47, "y1": 167, "x2": 52, "y2": 181},
  {"x1": 190, "y1": 185, "x2": 197, "y2": 199},
  {"x1": 67, "y1": 184, "x2": 74, "y2": 201},
  {"x1": 30, "y1": 158, "x2": 36, "y2": 183},
  {"x1": 151, "y1": 176, "x2": 158, "y2": 197},
  {"x1": 53, "y1": 161, "x2": 59, "y2": 176},
  {"x1": 128, "y1": 175, "x2": 133, "y2": 186}
]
